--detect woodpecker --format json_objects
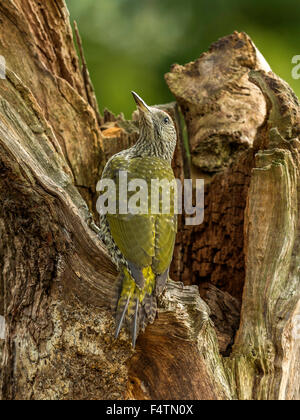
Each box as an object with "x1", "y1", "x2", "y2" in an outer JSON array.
[{"x1": 99, "y1": 92, "x2": 177, "y2": 347}]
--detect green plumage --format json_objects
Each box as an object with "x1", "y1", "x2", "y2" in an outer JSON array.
[
  {"x1": 99, "y1": 92, "x2": 178, "y2": 347},
  {"x1": 103, "y1": 155, "x2": 177, "y2": 343},
  {"x1": 103, "y1": 156, "x2": 177, "y2": 271}
]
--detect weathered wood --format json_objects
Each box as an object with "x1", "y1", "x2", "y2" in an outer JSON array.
[
  {"x1": 199, "y1": 283, "x2": 241, "y2": 355},
  {"x1": 0, "y1": 0, "x2": 217, "y2": 401},
  {"x1": 165, "y1": 31, "x2": 270, "y2": 298},
  {"x1": 127, "y1": 280, "x2": 232, "y2": 400},
  {"x1": 227, "y1": 70, "x2": 300, "y2": 400},
  {"x1": 0, "y1": 1, "x2": 299, "y2": 400},
  {"x1": 73, "y1": 20, "x2": 102, "y2": 127},
  {"x1": 166, "y1": 32, "x2": 300, "y2": 399},
  {"x1": 165, "y1": 31, "x2": 269, "y2": 174},
  {"x1": 0, "y1": 63, "x2": 211, "y2": 399},
  {"x1": 0, "y1": 0, "x2": 104, "y2": 211}
]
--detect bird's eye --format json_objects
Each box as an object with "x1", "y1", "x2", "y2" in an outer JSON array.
[{"x1": 163, "y1": 116, "x2": 170, "y2": 124}]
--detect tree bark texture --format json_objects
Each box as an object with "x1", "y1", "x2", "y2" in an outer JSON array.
[{"x1": 0, "y1": 2, "x2": 299, "y2": 400}]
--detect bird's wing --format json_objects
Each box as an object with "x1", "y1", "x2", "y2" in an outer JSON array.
[
  {"x1": 152, "y1": 213, "x2": 177, "y2": 274},
  {"x1": 103, "y1": 155, "x2": 177, "y2": 274}
]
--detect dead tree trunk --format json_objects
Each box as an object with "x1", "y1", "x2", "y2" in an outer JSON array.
[{"x1": 0, "y1": 2, "x2": 299, "y2": 400}]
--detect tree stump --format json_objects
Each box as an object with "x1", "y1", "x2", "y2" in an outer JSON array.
[{"x1": 0, "y1": 3, "x2": 299, "y2": 400}]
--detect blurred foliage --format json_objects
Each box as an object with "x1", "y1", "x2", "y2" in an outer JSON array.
[{"x1": 67, "y1": 0, "x2": 300, "y2": 118}]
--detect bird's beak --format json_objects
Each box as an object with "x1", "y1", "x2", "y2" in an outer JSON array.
[{"x1": 131, "y1": 91, "x2": 151, "y2": 114}]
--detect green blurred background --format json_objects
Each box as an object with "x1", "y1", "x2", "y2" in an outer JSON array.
[{"x1": 67, "y1": 0, "x2": 300, "y2": 119}]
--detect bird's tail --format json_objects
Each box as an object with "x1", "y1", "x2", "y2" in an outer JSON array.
[{"x1": 115, "y1": 266, "x2": 158, "y2": 348}]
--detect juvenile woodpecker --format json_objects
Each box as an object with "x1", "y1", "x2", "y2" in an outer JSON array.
[{"x1": 99, "y1": 92, "x2": 177, "y2": 347}]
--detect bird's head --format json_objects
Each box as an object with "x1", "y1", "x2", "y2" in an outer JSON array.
[{"x1": 131, "y1": 91, "x2": 177, "y2": 162}]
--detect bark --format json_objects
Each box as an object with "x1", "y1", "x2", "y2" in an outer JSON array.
[
  {"x1": 0, "y1": 2, "x2": 299, "y2": 400},
  {"x1": 166, "y1": 32, "x2": 300, "y2": 399},
  {"x1": 165, "y1": 31, "x2": 269, "y2": 297}
]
